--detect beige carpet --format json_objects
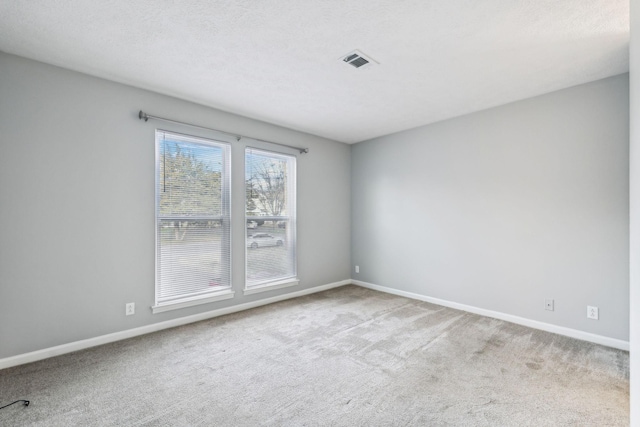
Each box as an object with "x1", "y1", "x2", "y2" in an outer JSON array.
[{"x1": 0, "y1": 285, "x2": 629, "y2": 426}]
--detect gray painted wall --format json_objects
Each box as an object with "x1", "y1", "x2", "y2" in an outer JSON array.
[
  {"x1": 0, "y1": 49, "x2": 630, "y2": 364},
  {"x1": 629, "y1": 0, "x2": 639, "y2": 422},
  {"x1": 352, "y1": 74, "x2": 629, "y2": 341},
  {"x1": 0, "y1": 52, "x2": 351, "y2": 359}
]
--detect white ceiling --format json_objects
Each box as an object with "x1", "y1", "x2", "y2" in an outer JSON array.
[{"x1": 0, "y1": 1, "x2": 629, "y2": 144}]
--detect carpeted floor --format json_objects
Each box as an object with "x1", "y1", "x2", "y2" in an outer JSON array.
[{"x1": 0, "y1": 285, "x2": 629, "y2": 426}]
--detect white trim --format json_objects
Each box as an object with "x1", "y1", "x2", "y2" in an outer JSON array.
[
  {"x1": 352, "y1": 280, "x2": 630, "y2": 351},
  {"x1": 4, "y1": 277, "x2": 625, "y2": 370},
  {"x1": 243, "y1": 278, "x2": 300, "y2": 295},
  {"x1": 152, "y1": 289, "x2": 235, "y2": 314},
  {"x1": 0, "y1": 279, "x2": 351, "y2": 370}
]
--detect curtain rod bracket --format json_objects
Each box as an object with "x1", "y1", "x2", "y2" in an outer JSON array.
[{"x1": 137, "y1": 109, "x2": 308, "y2": 154}]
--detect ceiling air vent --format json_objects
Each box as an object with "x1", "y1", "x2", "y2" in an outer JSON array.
[{"x1": 341, "y1": 50, "x2": 377, "y2": 69}]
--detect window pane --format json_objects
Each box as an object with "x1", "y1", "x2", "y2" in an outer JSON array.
[
  {"x1": 246, "y1": 220, "x2": 294, "y2": 284},
  {"x1": 159, "y1": 139, "x2": 223, "y2": 217},
  {"x1": 245, "y1": 151, "x2": 289, "y2": 217},
  {"x1": 156, "y1": 131, "x2": 231, "y2": 306},
  {"x1": 245, "y1": 149, "x2": 296, "y2": 287}
]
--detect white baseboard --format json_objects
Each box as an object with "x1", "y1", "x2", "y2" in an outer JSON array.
[
  {"x1": 0, "y1": 279, "x2": 351, "y2": 370},
  {"x1": 2, "y1": 278, "x2": 627, "y2": 370},
  {"x1": 352, "y1": 280, "x2": 630, "y2": 351}
]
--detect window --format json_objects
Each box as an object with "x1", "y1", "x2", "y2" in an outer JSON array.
[
  {"x1": 154, "y1": 131, "x2": 232, "y2": 312},
  {"x1": 245, "y1": 148, "x2": 297, "y2": 291}
]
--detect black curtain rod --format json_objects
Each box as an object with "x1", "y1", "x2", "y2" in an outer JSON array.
[{"x1": 138, "y1": 110, "x2": 309, "y2": 154}]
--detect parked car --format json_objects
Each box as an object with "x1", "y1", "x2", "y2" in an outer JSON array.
[
  {"x1": 247, "y1": 233, "x2": 283, "y2": 248},
  {"x1": 247, "y1": 220, "x2": 257, "y2": 229},
  {"x1": 277, "y1": 221, "x2": 286, "y2": 228}
]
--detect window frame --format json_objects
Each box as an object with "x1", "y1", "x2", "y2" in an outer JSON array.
[
  {"x1": 152, "y1": 130, "x2": 233, "y2": 313},
  {"x1": 244, "y1": 147, "x2": 298, "y2": 293}
]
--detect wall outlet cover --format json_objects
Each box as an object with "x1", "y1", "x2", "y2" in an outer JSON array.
[
  {"x1": 587, "y1": 305, "x2": 598, "y2": 320},
  {"x1": 545, "y1": 299, "x2": 554, "y2": 311}
]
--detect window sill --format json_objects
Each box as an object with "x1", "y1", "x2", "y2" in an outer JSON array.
[
  {"x1": 243, "y1": 278, "x2": 300, "y2": 296},
  {"x1": 152, "y1": 289, "x2": 235, "y2": 314}
]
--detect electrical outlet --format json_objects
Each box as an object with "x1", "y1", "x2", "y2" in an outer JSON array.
[
  {"x1": 355, "y1": 265, "x2": 359, "y2": 273},
  {"x1": 587, "y1": 305, "x2": 598, "y2": 320},
  {"x1": 545, "y1": 299, "x2": 554, "y2": 311},
  {"x1": 126, "y1": 302, "x2": 135, "y2": 316}
]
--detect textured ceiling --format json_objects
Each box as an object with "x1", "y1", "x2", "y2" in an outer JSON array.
[{"x1": 0, "y1": 1, "x2": 629, "y2": 143}]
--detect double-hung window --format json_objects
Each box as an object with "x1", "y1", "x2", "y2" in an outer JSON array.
[
  {"x1": 245, "y1": 148, "x2": 297, "y2": 291},
  {"x1": 154, "y1": 131, "x2": 232, "y2": 312}
]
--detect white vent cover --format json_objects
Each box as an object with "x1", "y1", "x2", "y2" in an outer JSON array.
[{"x1": 340, "y1": 50, "x2": 378, "y2": 69}]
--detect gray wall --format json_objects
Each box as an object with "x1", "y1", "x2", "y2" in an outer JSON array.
[
  {"x1": 629, "y1": 0, "x2": 639, "y2": 422},
  {"x1": 0, "y1": 49, "x2": 629, "y2": 362},
  {"x1": 0, "y1": 52, "x2": 351, "y2": 359},
  {"x1": 352, "y1": 74, "x2": 629, "y2": 340}
]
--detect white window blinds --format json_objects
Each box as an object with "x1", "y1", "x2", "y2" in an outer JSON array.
[{"x1": 155, "y1": 131, "x2": 231, "y2": 306}]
